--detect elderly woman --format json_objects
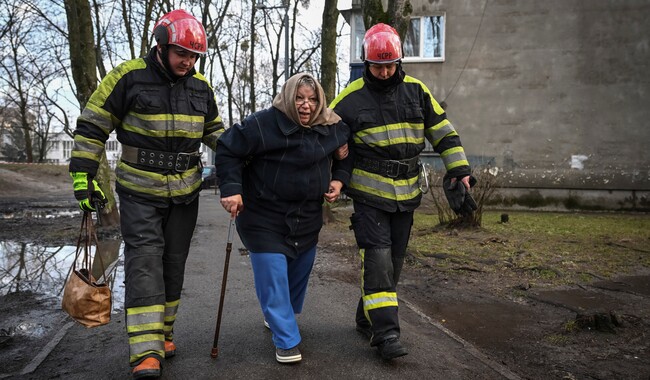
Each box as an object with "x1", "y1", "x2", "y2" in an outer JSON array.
[{"x1": 215, "y1": 73, "x2": 350, "y2": 364}]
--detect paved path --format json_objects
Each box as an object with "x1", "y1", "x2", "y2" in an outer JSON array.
[{"x1": 14, "y1": 191, "x2": 521, "y2": 380}]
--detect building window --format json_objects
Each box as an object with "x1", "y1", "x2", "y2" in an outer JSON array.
[
  {"x1": 349, "y1": 13, "x2": 446, "y2": 63},
  {"x1": 352, "y1": 12, "x2": 365, "y2": 62},
  {"x1": 403, "y1": 14, "x2": 445, "y2": 62}
]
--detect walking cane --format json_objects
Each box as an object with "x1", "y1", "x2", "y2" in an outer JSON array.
[{"x1": 211, "y1": 216, "x2": 236, "y2": 358}]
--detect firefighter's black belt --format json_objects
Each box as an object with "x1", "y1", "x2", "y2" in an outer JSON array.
[
  {"x1": 355, "y1": 156, "x2": 420, "y2": 178},
  {"x1": 121, "y1": 144, "x2": 201, "y2": 172}
]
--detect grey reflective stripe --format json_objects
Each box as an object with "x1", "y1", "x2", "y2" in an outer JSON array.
[
  {"x1": 78, "y1": 108, "x2": 114, "y2": 136},
  {"x1": 115, "y1": 161, "x2": 201, "y2": 197},
  {"x1": 116, "y1": 164, "x2": 168, "y2": 188},
  {"x1": 168, "y1": 172, "x2": 201, "y2": 192},
  {"x1": 441, "y1": 150, "x2": 468, "y2": 169},
  {"x1": 164, "y1": 304, "x2": 179, "y2": 318},
  {"x1": 130, "y1": 339, "x2": 164, "y2": 357},
  {"x1": 364, "y1": 295, "x2": 398, "y2": 306},
  {"x1": 122, "y1": 113, "x2": 204, "y2": 133},
  {"x1": 427, "y1": 121, "x2": 456, "y2": 144},
  {"x1": 73, "y1": 139, "x2": 104, "y2": 157},
  {"x1": 127, "y1": 311, "x2": 164, "y2": 326}
]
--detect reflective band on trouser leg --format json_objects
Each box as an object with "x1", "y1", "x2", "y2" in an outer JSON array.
[
  {"x1": 360, "y1": 246, "x2": 400, "y2": 346},
  {"x1": 126, "y1": 305, "x2": 165, "y2": 365},
  {"x1": 363, "y1": 291, "x2": 398, "y2": 311},
  {"x1": 164, "y1": 299, "x2": 180, "y2": 341},
  {"x1": 363, "y1": 291, "x2": 400, "y2": 346}
]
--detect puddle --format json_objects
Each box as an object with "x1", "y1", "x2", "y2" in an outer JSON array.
[
  {"x1": 0, "y1": 240, "x2": 125, "y2": 312},
  {"x1": 1, "y1": 209, "x2": 81, "y2": 220},
  {"x1": 535, "y1": 289, "x2": 624, "y2": 312}
]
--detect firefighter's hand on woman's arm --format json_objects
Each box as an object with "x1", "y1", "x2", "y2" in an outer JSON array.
[{"x1": 220, "y1": 194, "x2": 244, "y2": 217}]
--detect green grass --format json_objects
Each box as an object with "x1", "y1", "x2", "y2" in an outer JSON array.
[{"x1": 409, "y1": 210, "x2": 650, "y2": 286}]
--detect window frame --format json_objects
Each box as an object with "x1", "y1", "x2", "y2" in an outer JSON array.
[{"x1": 402, "y1": 13, "x2": 446, "y2": 63}]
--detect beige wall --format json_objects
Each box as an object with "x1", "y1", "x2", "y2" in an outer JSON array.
[{"x1": 403, "y1": 0, "x2": 650, "y2": 192}]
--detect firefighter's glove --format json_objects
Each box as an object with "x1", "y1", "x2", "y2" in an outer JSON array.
[
  {"x1": 71, "y1": 172, "x2": 106, "y2": 212},
  {"x1": 443, "y1": 175, "x2": 477, "y2": 217}
]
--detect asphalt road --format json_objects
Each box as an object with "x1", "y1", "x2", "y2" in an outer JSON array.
[{"x1": 13, "y1": 191, "x2": 521, "y2": 380}]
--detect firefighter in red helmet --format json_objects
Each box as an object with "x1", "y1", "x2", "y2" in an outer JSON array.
[
  {"x1": 331, "y1": 23, "x2": 476, "y2": 360},
  {"x1": 69, "y1": 9, "x2": 223, "y2": 379}
]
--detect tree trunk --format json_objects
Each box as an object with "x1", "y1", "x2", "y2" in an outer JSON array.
[
  {"x1": 64, "y1": 0, "x2": 119, "y2": 228},
  {"x1": 249, "y1": 0, "x2": 257, "y2": 112},
  {"x1": 64, "y1": 0, "x2": 96, "y2": 108},
  {"x1": 320, "y1": 0, "x2": 338, "y2": 103},
  {"x1": 361, "y1": 0, "x2": 412, "y2": 40}
]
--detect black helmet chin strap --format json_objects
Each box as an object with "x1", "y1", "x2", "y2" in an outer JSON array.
[{"x1": 157, "y1": 44, "x2": 181, "y2": 81}]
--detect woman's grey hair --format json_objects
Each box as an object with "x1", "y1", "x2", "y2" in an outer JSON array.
[{"x1": 297, "y1": 76, "x2": 317, "y2": 92}]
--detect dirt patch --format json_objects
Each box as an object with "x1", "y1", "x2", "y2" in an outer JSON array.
[
  {"x1": 320, "y1": 203, "x2": 650, "y2": 380},
  {"x1": 1, "y1": 164, "x2": 649, "y2": 380}
]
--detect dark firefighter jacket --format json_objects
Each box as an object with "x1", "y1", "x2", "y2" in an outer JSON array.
[
  {"x1": 69, "y1": 47, "x2": 224, "y2": 205},
  {"x1": 215, "y1": 107, "x2": 351, "y2": 259},
  {"x1": 330, "y1": 67, "x2": 471, "y2": 213}
]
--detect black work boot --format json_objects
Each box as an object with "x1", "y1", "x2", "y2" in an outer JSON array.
[{"x1": 376, "y1": 336, "x2": 408, "y2": 360}]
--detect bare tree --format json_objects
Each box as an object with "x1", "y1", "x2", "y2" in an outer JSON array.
[
  {"x1": 211, "y1": 4, "x2": 248, "y2": 127},
  {"x1": 0, "y1": 0, "x2": 69, "y2": 163}
]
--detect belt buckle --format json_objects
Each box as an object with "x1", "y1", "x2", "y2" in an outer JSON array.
[
  {"x1": 175, "y1": 152, "x2": 192, "y2": 172},
  {"x1": 386, "y1": 160, "x2": 402, "y2": 178}
]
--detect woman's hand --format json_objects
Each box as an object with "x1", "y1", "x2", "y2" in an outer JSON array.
[
  {"x1": 220, "y1": 194, "x2": 244, "y2": 217},
  {"x1": 324, "y1": 180, "x2": 343, "y2": 203},
  {"x1": 334, "y1": 143, "x2": 349, "y2": 160}
]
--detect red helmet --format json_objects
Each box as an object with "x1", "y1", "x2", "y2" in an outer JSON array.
[
  {"x1": 154, "y1": 9, "x2": 207, "y2": 55},
  {"x1": 362, "y1": 23, "x2": 402, "y2": 63}
]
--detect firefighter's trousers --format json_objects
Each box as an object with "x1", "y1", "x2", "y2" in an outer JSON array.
[
  {"x1": 350, "y1": 202, "x2": 413, "y2": 346},
  {"x1": 119, "y1": 194, "x2": 199, "y2": 366}
]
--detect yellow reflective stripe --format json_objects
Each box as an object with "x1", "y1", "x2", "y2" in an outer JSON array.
[
  {"x1": 440, "y1": 147, "x2": 469, "y2": 170},
  {"x1": 127, "y1": 305, "x2": 165, "y2": 315},
  {"x1": 329, "y1": 78, "x2": 364, "y2": 108},
  {"x1": 88, "y1": 58, "x2": 146, "y2": 108},
  {"x1": 129, "y1": 333, "x2": 164, "y2": 345},
  {"x1": 359, "y1": 248, "x2": 372, "y2": 322},
  {"x1": 126, "y1": 322, "x2": 164, "y2": 334},
  {"x1": 359, "y1": 248, "x2": 366, "y2": 294},
  {"x1": 71, "y1": 150, "x2": 100, "y2": 161},
  {"x1": 404, "y1": 75, "x2": 445, "y2": 115},
  {"x1": 116, "y1": 175, "x2": 201, "y2": 197},
  {"x1": 121, "y1": 122, "x2": 203, "y2": 138},
  {"x1": 353, "y1": 122, "x2": 425, "y2": 147},
  {"x1": 122, "y1": 112, "x2": 204, "y2": 135},
  {"x1": 202, "y1": 128, "x2": 223, "y2": 151},
  {"x1": 349, "y1": 169, "x2": 420, "y2": 201},
  {"x1": 363, "y1": 291, "x2": 398, "y2": 310},
  {"x1": 205, "y1": 115, "x2": 223, "y2": 128},
  {"x1": 165, "y1": 299, "x2": 180, "y2": 308}
]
